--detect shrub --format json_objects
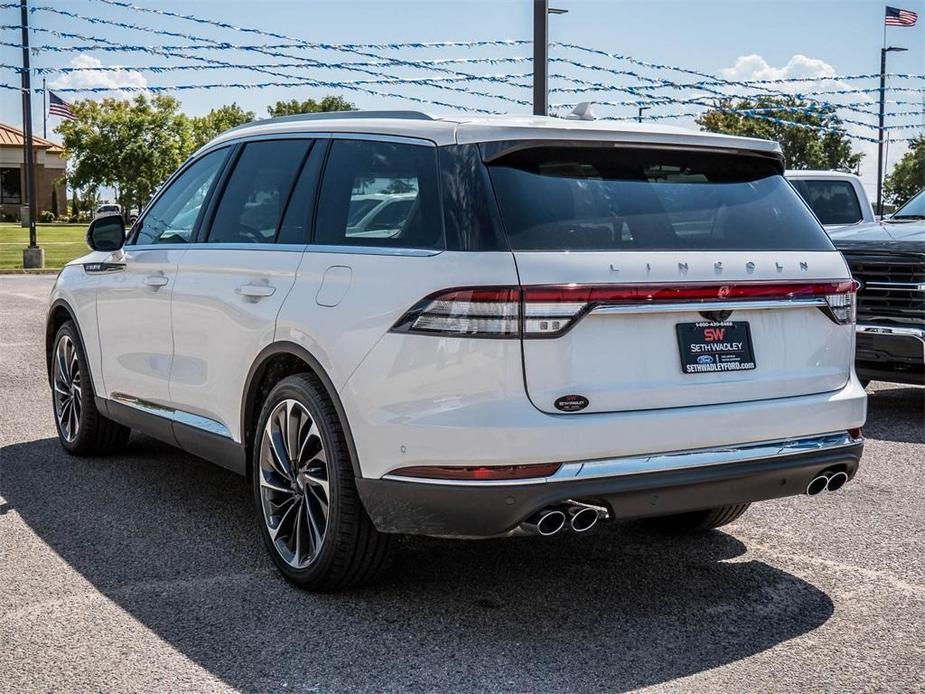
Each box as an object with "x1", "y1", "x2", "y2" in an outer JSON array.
[{"x1": 39, "y1": 210, "x2": 56, "y2": 223}]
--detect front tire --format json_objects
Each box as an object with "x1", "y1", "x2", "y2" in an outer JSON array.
[
  {"x1": 641, "y1": 503, "x2": 750, "y2": 533},
  {"x1": 252, "y1": 373, "x2": 393, "y2": 590},
  {"x1": 51, "y1": 321, "x2": 130, "y2": 455}
]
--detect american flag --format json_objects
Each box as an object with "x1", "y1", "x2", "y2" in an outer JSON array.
[
  {"x1": 48, "y1": 91, "x2": 76, "y2": 120},
  {"x1": 885, "y1": 6, "x2": 918, "y2": 26}
]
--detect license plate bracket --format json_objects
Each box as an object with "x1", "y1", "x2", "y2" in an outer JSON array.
[{"x1": 676, "y1": 321, "x2": 756, "y2": 374}]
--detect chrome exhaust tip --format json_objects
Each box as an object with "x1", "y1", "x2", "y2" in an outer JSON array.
[
  {"x1": 569, "y1": 507, "x2": 599, "y2": 533},
  {"x1": 826, "y1": 471, "x2": 849, "y2": 492},
  {"x1": 806, "y1": 474, "x2": 829, "y2": 496},
  {"x1": 520, "y1": 509, "x2": 567, "y2": 536}
]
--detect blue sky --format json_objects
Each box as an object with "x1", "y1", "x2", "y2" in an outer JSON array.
[{"x1": 2, "y1": 0, "x2": 923, "y2": 193}]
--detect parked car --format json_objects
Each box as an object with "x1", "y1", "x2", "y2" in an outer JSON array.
[
  {"x1": 786, "y1": 170, "x2": 875, "y2": 232},
  {"x1": 830, "y1": 187, "x2": 925, "y2": 387},
  {"x1": 46, "y1": 112, "x2": 866, "y2": 590},
  {"x1": 93, "y1": 203, "x2": 121, "y2": 221}
]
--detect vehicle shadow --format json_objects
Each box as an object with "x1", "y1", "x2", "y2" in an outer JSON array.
[
  {"x1": 865, "y1": 384, "x2": 924, "y2": 444},
  {"x1": 1, "y1": 435, "x2": 834, "y2": 693}
]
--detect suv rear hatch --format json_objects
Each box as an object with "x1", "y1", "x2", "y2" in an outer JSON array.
[{"x1": 485, "y1": 144, "x2": 856, "y2": 414}]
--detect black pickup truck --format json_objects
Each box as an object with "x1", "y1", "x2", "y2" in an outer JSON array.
[{"x1": 831, "y1": 188, "x2": 925, "y2": 387}]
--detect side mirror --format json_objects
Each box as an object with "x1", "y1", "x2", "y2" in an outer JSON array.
[{"x1": 86, "y1": 214, "x2": 126, "y2": 252}]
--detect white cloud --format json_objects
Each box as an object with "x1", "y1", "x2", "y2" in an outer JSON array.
[
  {"x1": 49, "y1": 54, "x2": 148, "y2": 100},
  {"x1": 721, "y1": 54, "x2": 837, "y2": 83}
]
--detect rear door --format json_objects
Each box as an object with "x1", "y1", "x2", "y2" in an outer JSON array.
[
  {"x1": 485, "y1": 144, "x2": 856, "y2": 414},
  {"x1": 169, "y1": 137, "x2": 320, "y2": 445}
]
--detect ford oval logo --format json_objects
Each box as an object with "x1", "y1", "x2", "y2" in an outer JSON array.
[{"x1": 697, "y1": 355, "x2": 714, "y2": 364}]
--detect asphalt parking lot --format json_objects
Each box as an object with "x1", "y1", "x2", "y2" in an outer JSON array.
[{"x1": 1, "y1": 273, "x2": 923, "y2": 693}]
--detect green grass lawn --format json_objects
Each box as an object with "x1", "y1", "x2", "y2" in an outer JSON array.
[{"x1": 0, "y1": 223, "x2": 90, "y2": 270}]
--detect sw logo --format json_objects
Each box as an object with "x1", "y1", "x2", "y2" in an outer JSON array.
[
  {"x1": 704, "y1": 327, "x2": 726, "y2": 341},
  {"x1": 697, "y1": 355, "x2": 715, "y2": 364}
]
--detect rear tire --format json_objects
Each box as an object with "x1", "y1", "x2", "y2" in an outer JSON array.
[
  {"x1": 252, "y1": 373, "x2": 394, "y2": 590},
  {"x1": 51, "y1": 321, "x2": 130, "y2": 456},
  {"x1": 642, "y1": 503, "x2": 750, "y2": 533}
]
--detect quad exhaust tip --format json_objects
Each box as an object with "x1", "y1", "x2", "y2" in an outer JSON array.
[
  {"x1": 519, "y1": 501, "x2": 609, "y2": 536},
  {"x1": 826, "y1": 471, "x2": 849, "y2": 492}
]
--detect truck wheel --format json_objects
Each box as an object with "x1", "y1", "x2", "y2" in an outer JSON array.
[
  {"x1": 252, "y1": 373, "x2": 394, "y2": 590},
  {"x1": 642, "y1": 503, "x2": 750, "y2": 532}
]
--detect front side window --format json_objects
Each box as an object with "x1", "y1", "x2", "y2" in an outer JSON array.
[
  {"x1": 314, "y1": 139, "x2": 443, "y2": 249},
  {"x1": 891, "y1": 187, "x2": 925, "y2": 220},
  {"x1": 133, "y1": 148, "x2": 228, "y2": 245},
  {"x1": 0, "y1": 167, "x2": 21, "y2": 204},
  {"x1": 207, "y1": 139, "x2": 311, "y2": 244},
  {"x1": 790, "y1": 179, "x2": 863, "y2": 225},
  {"x1": 487, "y1": 146, "x2": 833, "y2": 252}
]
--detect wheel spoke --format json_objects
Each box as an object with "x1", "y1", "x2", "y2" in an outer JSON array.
[
  {"x1": 265, "y1": 416, "x2": 292, "y2": 480},
  {"x1": 268, "y1": 497, "x2": 298, "y2": 542},
  {"x1": 286, "y1": 400, "x2": 302, "y2": 466},
  {"x1": 304, "y1": 493, "x2": 324, "y2": 552},
  {"x1": 293, "y1": 499, "x2": 304, "y2": 564},
  {"x1": 258, "y1": 467, "x2": 291, "y2": 495}
]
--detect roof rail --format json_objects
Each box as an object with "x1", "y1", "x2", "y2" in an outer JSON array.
[{"x1": 225, "y1": 110, "x2": 435, "y2": 135}]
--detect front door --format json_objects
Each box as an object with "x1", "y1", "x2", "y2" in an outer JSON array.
[{"x1": 95, "y1": 147, "x2": 229, "y2": 409}]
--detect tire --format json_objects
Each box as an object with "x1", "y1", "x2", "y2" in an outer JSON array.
[
  {"x1": 642, "y1": 503, "x2": 750, "y2": 533},
  {"x1": 51, "y1": 321, "x2": 130, "y2": 456},
  {"x1": 252, "y1": 373, "x2": 394, "y2": 590}
]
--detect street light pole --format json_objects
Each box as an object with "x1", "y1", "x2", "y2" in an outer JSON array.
[
  {"x1": 876, "y1": 46, "x2": 907, "y2": 217},
  {"x1": 533, "y1": 1, "x2": 567, "y2": 116},
  {"x1": 20, "y1": 0, "x2": 42, "y2": 268}
]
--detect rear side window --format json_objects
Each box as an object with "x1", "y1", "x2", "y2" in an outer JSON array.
[
  {"x1": 486, "y1": 146, "x2": 833, "y2": 252},
  {"x1": 790, "y1": 179, "x2": 863, "y2": 225},
  {"x1": 133, "y1": 148, "x2": 227, "y2": 245},
  {"x1": 314, "y1": 139, "x2": 443, "y2": 249},
  {"x1": 207, "y1": 139, "x2": 310, "y2": 244}
]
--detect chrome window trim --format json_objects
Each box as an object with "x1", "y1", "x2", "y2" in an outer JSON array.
[
  {"x1": 306, "y1": 244, "x2": 442, "y2": 257},
  {"x1": 110, "y1": 393, "x2": 233, "y2": 439},
  {"x1": 381, "y1": 432, "x2": 862, "y2": 486}
]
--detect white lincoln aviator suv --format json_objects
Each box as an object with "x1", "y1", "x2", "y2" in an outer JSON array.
[{"x1": 47, "y1": 112, "x2": 867, "y2": 590}]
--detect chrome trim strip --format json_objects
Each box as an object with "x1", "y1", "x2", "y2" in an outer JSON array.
[
  {"x1": 863, "y1": 282, "x2": 925, "y2": 290},
  {"x1": 110, "y1": 393, "x2": 233, "y2": 439},
  {"x1": 856, "y1": 324, "x2": 925, "y2": 340},
  {"x1": 591, "y1": 297, "x2": 826, "y2": 316},
  {"x1": 306, "y1": 244, "x2": 442, "y2": 257},
  {"x1": 380, "y1": 432, "x2": 861, "y2": 487}
]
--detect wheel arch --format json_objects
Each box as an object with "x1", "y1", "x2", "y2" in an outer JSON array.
[
  {"x1": 241, "y1": 342, "x2": 363, "y2": 480},
  {"x1": 46, "y1": 299, "x2": 93, "y2": 390}
]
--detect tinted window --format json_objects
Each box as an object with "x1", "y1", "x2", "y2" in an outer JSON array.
[
  {"x1": 207, "y1": 140, "x2": 310, "y2": 244},
  {"x1": 892, "y1": 187, "x2": 925, "y2": 219},
  {"x1": 487, "y1": 146, "x2": 833, "y2": 252},
  {"x1": 790, "y1": 180, "x2": 863, "y2": 225},
  {"x1": 276, "y1": 141, "x2": 324, "y2": 245},
  {"x1": 133, "y1": 148, "x2": 227, "y2": 245},
  {"x1": 314, "y1": 140, "x2": 442, "y2": 249}
]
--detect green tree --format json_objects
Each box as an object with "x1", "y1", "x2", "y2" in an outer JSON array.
[
  {"x1": 50, "y1": 185, "x2": 59, "y2": 218},
  {"x1": 57, "y1": 95, "x2": 193, "y2": 218},
  {"x1": 189, "y1": 102, "x2": 255, "y2": 150},
  {"x1": 884, "y1": 136, "x2": 925, "y2": 207},
  {"x1": 267, "y1": 95, "x2": 355, "y2": 117},
  {"x1": 697, "y1": 96, "x2": 863, "y2": 171}
]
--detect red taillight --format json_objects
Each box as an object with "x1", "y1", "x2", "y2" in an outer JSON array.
[
  {"x1": 848, "y1": 427, "x2": 863, "y2": 440},
  {"x1": 389, "y1": 463, "x2": 562, "y2": 480},
  {"x1": 391, "y1": 280, "x2": 858, "y2": 338}
]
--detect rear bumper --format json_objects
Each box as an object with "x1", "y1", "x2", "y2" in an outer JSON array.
[
  {"x1": 357, "y1": 433, "x2": 864, "y2": 537},
  {"x1": 856, "y1": 324, "x2": 925, "y2": 386}
]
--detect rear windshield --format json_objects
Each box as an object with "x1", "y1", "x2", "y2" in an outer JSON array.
[
  {"x1": 790, "y1": 179, "x2": 863, "y2": 225},
  {"x1": 486, "y1": 146, "x2": 833, "y2": 251}
]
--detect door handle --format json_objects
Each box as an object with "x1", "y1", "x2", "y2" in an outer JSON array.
[
  {"x1": 143, "y1": 274, "x2": 169, "y2": 288},
  {"x1": 235, "y1": 284, "x2": 276, "y2": 299}
]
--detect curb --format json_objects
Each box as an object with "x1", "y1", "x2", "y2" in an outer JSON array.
[{"x1": 0, "y1": 268, "x2": 61, "y2": 275}]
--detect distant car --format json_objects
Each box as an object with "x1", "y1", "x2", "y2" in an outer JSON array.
[
  {"x1": 832, "y1": 186, "x2": 925, "y2": 387},
  {"x1": 786, "y1": 171, "x2": 875, "y2": 233},
  {"x1": 93, "y1": 204, "x2": 121, "y2": 221},
  {"x1": 346, "y1": 193, "x2": 417, "y2": 239}
]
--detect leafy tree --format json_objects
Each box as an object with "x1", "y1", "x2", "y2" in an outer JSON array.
[
  {"x1": 697, "y1": 96, "x2": 863, "y2": 171},
  {"x1": 884, "y1": 136, "x2": 925, "y2": 207},
  {"x1": 189, "y1": 102, "x2": 255, "y2": 150},
  {"x1": 57, "y1": 95, "x2": 193, "y2": 218},
  {"x1": 51, "y1": 185, "x2": 59, "y2": 218},
  {"x1": 267, "y1": 95, "x2": 355, "y2": 117}
]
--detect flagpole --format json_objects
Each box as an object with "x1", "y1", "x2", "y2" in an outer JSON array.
[{"x1": 42, "y1": 78, "x2": 46, "y2": 139}]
